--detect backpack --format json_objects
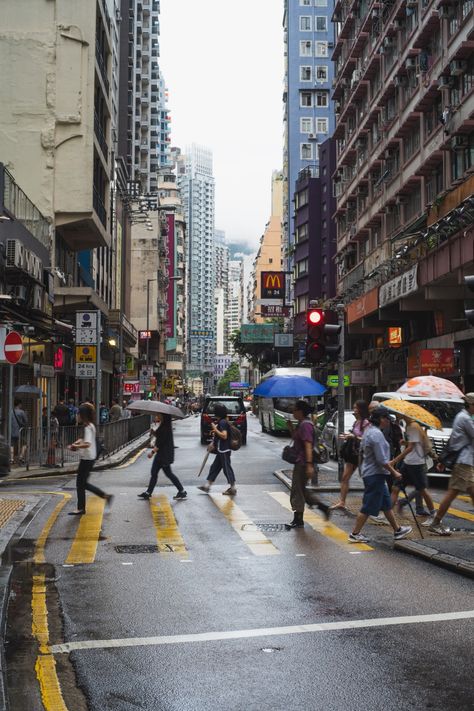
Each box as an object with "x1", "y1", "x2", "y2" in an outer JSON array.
[{"x1": 228, "y1": 424, "x2": 242, "y2": 451}]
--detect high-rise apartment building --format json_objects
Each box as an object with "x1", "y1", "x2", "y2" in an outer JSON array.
[
  {"x1": 228, "y1": 260, "x2": 243, "y2": 348},
  {"x1": 177, "y1": 145, "x2": 216, "y2": 375},
  {"x1": 283, "y1": 0, "x2": 335, "y2": 258},
  {"x1": 215, "y1": 230, "x2": 229, "y2": 355},
  {"x1": 333, "y1": 0, "x2": 474, "y2": 394}
]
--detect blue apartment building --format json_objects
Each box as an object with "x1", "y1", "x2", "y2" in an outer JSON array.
[{"x1": 283, "y1": 0, "x2": 335, "y2": 263}]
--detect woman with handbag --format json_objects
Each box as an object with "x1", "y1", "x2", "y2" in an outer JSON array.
[
  {"x1": 330, "y1": 400, "x2": 370, "y2": 511},
  {"x1": 285, "y1": 400, "x2": 330, "y2": 529}
]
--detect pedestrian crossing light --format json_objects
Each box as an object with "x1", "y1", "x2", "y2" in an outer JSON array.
[{"x1": 306, "y1": 308, "x2": 342, "y2": 363}]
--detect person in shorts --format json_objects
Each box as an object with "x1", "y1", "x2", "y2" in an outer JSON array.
[
  {"x1": 389, "y1": 417, "x2": 436, "y2": 518},
  {"x1": 349, "y1": 407, "x2": 412, "y2": 544},
  {"x1": 425, "y1": 393, "x2": 474, "y2": 535}
]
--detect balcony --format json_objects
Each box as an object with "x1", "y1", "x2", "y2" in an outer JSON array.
[
  {"x1": 93, "y1": 185, "x2": 107, "y2": 228},
  {"x1": 108, "y1": 309, "x2": 138, "y2": 349},
  {"x1": 95, "y1": 41, "x2": 110, "y2": 96},
  {"x1": 94, "y1": 112, "x2": 109, "y2": 162}
]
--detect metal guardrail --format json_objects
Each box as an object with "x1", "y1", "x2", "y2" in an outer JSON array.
[{"x1": 17, "y1": 414, "x2": 150, "y2": 470}]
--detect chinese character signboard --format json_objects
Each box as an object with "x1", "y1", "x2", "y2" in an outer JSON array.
[
  {"x1": 420, "y1": 349, "x2": 455, "y2": 375},
  {"x1": 190, "y1": 330, "x2": 214, "y2": 340},
  {"x1": 388, "y1": 327, "x2": 403, "y2": 347},
  {"x1": 241, "y1": 324, "x2": 276, "y2": 344},
  {"x1": 379, "y1": 265, "x2": 418, "y2": 308},
  {"x1": 260, "y1": 304, "x2": 290, "y2": 317},
  {"x1": 75, "y1": 346, "x2": 97, "y2": 378},
  {"x1": 75, "y1": 312, "x2": 98, "y2": 344},
  {"x1": 261, "y1": 271, "x2": 285, "y2": 300}
]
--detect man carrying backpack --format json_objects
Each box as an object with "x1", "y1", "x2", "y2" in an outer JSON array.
[
  {"x1": 198, "y1": 404, "x2": 237, "y2": 496},
  {"x1": 424, "y1": 393, "x2": 474, "y2": 535}
]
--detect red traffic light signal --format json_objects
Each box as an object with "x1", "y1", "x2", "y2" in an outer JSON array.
[
  {"x1": 306, "y1": 309, "x2": 342, "y2": 363},
  {"x1": 307, "y1": 308, "x2": 323, "y2": 326}
]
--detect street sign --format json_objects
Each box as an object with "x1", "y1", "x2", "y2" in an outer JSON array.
[
  {"x1": 261, "y1": 272, "x2": 285, "y2": 300},
  {"x1": 274, "y1": 333, "x2": 294, "y2": 348},
  {"x1": 140, "y1": 367, "x2": 151, "y2": 389},
  {"x1": 75, "y1": 312, "x2": 98, "y2": 344},
  {"x1": 76, "y1": 362, "x2": 97, "y2": 378},
  {"x1": 4, "y1": 331, "x2": 24, "y2": 364},
  {"x1": 75, "y1": 346, "x2": 97, "y2": 379},
  {"x1": 241, "y1": 324, "x2": 276, "y2": 344},
  {"x1": 261, "y1": 304, "x2": 290, "y2": 317},
  {"x1": 327, "y1": 375, "x2": 350, "y2": 388}
]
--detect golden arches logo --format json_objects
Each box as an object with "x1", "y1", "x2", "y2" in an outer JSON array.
[{"x1": 264, "y1": 273, "x2": 282, "y2": 289}]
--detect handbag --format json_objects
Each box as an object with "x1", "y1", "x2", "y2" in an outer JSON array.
[
  {"x1": 282, "y1": 444, "x2": 298, "y2": 464},
  {"x1": 340, "y1": 436, "x2": 359, "y2": 462}
]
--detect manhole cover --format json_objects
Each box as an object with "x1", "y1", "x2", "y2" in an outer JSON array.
[{"x1": 115, "y1": 545, "x2": 158, "y2": 554}]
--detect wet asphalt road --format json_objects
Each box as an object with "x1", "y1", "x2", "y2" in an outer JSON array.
[{"x1": 3, "y1": 414, "x2": 474, "y2": 711}]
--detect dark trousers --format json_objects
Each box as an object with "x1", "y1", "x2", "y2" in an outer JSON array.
[
  {"x1": 77, "y1": 459, "x2": 107, "y2": 511},
  {"x1": 147, "y1": 455, "x2": 183, "y2": 494},
  {"x1": 290, "y1": 463, "x2": 321, "y2": 514},
  {"x1": 207, "y1": 451, "x2": 235, "y2": 486}
]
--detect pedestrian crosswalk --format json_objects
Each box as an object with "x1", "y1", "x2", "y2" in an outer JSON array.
[{"x1": 34, "y1": 487, "x2": 474, "y2": 566}]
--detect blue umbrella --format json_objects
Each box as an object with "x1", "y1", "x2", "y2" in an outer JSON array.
[{"x1": 253, "y1": 375, "x2": 326, "y2": 398}]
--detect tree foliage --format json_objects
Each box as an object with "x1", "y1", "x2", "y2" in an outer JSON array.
[{"x1": 217, "y1": 362, "x2": 241, "y2": 395}]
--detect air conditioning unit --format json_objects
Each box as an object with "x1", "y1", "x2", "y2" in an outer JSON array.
[
  {"x1": 352, "y1": 70, "x2": 361, "y2": 83},
  {"x1": 12, "y1": 285, "x2": 27, "y2": 303},
  {"x1": 450, "y1": 60, "x2": 467, "y2": 76},
  {"x1": 32, "y1": 285, "x2": 43, "y2": 311},
  {"x1": 405, "y1": 57, "x2": 417, "y2": 70},
  {"x1": 335, "y1": 102, "x2": 342, "y2": 113},
  {"x1": 308, "y1": 133, "x2": 316, "y2": 139},
  {"x1": 372, "y1": 8, "x2": 379, "y2": 18},
  {"x1": 6, "y1": 240, "x2": 25, "y2": 270}
]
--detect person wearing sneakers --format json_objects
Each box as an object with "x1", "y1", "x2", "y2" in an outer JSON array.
[
  {"x1": 138, "y1": 413, "x2": 187, "y2": 501},
  {"x1": 67, "y1": 405, "x2": 113, "y2": 515},
  {"x1": 423, "y1": 392, "x2": 474, "y2": 535},
  {"x1": 285, "y1": 400, "x2": 330, "y2": 529},
  {"x1": 198, "y1": 404, "x2": 237, "y2": 496},
  {"x1": 349, "y1": 407, "x2": 412, "y2": 544}
]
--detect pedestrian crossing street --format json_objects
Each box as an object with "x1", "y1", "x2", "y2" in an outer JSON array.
[{"x1": 34, "y1": 486, "x2": 474, "y2": 567}]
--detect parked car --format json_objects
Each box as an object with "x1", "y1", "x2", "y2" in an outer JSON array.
[
  {"x1": 200, "y1": 396, "x2": 247, "y2": 445},
  {"x1": 321, "y1": 410, "x2": 356, "y2": 460}
]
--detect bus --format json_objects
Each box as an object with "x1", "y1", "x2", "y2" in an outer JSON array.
[{"x1": 255, "y1": 367, "x2": 323, "y2": 435}]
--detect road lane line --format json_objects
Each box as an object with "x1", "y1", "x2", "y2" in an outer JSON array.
[
  {"x1": 49, "y1": 609, "x2": 474, "y2": 654},
  {"x1": 116, "y1": 448, "x2": 147, "y2": 468},
  {"x1": 32, "y1": 573, "x2": 68, "y2": 710},
  {"x1": 34, "y1": 493, "x2": 72, "y2": 564},
  {"x1": 65, "y1": 497, "x2": 105, "y2": 564},
  {"x1": 209, "y1": 495, "x2": 280, "y2": 556},
  {"x1": 150, "y1": 494, "x2": 187, "y2": 555},
  {"x1": 268, "y1": 491, "x2": 373, "y2": 552},
  {"x1": 433, "y1": 502, "x2": 474, "y2": 523}
]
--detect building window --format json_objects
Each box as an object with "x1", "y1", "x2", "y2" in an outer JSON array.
[
  {"x1": 300, "y1": 16, "x2": 312, "y2": 31},
  {"x1": 300, "y1": 0, "x2": 311, "y2": 4},
  {"x1": 300, "y1": 65, "x2": 312, "y2": 81},
  {"x1": 300, "y1": 91, "x2": 313, "y2": 107},
  {"x1": 296, "y1": 222, "x2": 309, "y2": 241},
  {"x1": 315, "y1": 65, "x2": 328, "y2": 82},
  {"x1": 301, "y1": 143, "x2": 313, "y2": 160},
  {"x1": 300, "y1": 40, "x2": 313, "y2": 56},
  {"x1": 315, "y1": 41, "x2": 328, "y2": 57},
  {"x1": 315, "y1": 16, "x2": 328, "y2": 31},
  {"x1": 314, "y1": 0, "x2": 328, "y2": 4},
  {"x1": 301, "y1": 117, "x2": 313, "y2": 133},
  {"x1": 316, "y1": 117, "x2": 329, "y2": 133},
  {"x1": 296, "y1": 295, "x2": 308, "y2": 313},
  {"x1": 315, "y1": 91, "x2": 329, "y2": 107},
  {"x1": 297, "y1": 258, "x2": 309, "y2": 276}
]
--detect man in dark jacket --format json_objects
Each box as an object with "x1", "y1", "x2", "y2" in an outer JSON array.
[{"x1": 53, "y1": 398, "x2": 70, "y2": 428}]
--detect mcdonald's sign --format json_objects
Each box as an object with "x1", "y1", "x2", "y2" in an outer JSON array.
[{"x1": 261, "y1": 271, "x2": 285, "y2": 299}]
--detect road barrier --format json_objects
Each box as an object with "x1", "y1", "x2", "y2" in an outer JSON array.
[{"x1": 17, "y1": 414, "x2": 150, "y2": 470}]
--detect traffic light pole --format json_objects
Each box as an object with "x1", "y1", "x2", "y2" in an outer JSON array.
[{"x1": 336, "y1": 304, "x2": 345, "y2": 482}]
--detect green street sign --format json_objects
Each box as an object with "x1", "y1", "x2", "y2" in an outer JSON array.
[{"x1": 327, "y1": 375, "x2": 350, "y2": 387}]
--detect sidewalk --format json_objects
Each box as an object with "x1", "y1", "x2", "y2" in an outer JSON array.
[
  {"x1": 274, "y1": 467, "x2": 474, "y2": 579},
  {"x1": 4, "y1": 432, "x2": 150, "y2": 482}
]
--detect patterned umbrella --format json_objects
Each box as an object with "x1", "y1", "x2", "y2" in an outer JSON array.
[
  {"x1": 381, "y1": 399, "x2": 442, "y2": 430},
  {"x1": 397, "y1": 376, "x2": 463, "y2": 400}
]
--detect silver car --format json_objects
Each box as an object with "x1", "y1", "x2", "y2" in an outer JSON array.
[{"x1": 321, "y1": 411, "x2": 356, "y2": 460}]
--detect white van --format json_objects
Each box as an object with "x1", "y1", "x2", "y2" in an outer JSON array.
[{"x1": 371, "y1": 391, "x2": 464, "y2": 477}]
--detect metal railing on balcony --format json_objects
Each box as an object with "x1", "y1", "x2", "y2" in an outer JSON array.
[
  {"x1": 95, "y1": 40, "x2": 110, "y2": 96},
  {"x1": 94, "y1": 112, "x2": 109, "y2": 161},
  {"x1": 93, "y1": 185, "x2": 107, "y2": 227},
  {"x1": 0, "y1": 164, "x2": 50, "y2": 249}
]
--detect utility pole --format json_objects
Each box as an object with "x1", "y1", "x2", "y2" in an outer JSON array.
[
  {"x1": 95, "y1": 309, "x2": 101, "y2": 427},
  {"x1": 337, "y1": 303, "x2": 345, "y2": 482}
]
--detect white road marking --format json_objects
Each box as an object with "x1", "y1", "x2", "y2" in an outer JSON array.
[
  {"x1": 295, "y1": 554, "x2": 306, "y2": 557},
  {"x1": 49, "y1": 610, "x2": 474, "y2": 654},
  {"x1": 121, "y1": 562, "x2": 133, "y2": 566},
  {"x1": 62, "y1": 564, "x2": 74, "y2": 568},
  {"x1": 180, "y1": 559, "x2": 192, "y2": 563}
]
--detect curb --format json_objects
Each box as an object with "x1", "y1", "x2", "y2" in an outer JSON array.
[
  {"x1": 4, "y1": 434, "x2": 149, "y2": 483},
  {"x1": 0, "y1": 566, "x2": 11, "y2": 711},
  {"x1": 394, "y1": 539, "x2": 474, "y2": 579},
  {"x1": 273, "y1": 469, "x2": 364, "y2": 493}
]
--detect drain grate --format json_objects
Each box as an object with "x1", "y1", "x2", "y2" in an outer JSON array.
[
  {"x1": 115, "y1": 544, "x2": 158, "y2": 554},
  {"x1": 242, "y1": 523, "x2": 288, "y2": 532}
]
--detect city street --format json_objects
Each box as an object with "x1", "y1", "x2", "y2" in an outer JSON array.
[{"x1": 2, "y1": 413, "x2": 473, "y2": 711}]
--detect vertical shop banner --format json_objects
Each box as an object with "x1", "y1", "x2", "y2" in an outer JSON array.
[{"x1": 166, "y1": 213, "x2": 175, "y2": 338}]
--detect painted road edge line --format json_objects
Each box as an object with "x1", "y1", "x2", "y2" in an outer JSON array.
[{"x1": 50, "y1": 609, "x2": 474, "y2": 654}]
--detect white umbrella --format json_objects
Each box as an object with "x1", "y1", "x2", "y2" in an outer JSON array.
[{"x1": 127, "y1": 400, "x2": 185, "y2": 419}]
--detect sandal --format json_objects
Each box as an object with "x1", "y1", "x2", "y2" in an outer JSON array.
[{"x1": 329, "y1": 502, "x2": 347, "y2": 511}]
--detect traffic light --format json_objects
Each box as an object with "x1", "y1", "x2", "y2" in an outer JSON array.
[
  {"x1": 465, "y1": 275, "x2": 474, "y2": 326},
  {"x1": 306, "y1": 308, "x2": 342, "y2": 363}
]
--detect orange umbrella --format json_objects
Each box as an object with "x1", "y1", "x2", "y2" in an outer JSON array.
[{"x1": 381, "y1": 400, "x2": 442, "y2": 431}]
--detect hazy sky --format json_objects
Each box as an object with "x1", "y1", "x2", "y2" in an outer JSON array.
[{"x1": 160, "y1": 0, "x2": 284, "y2": 251}]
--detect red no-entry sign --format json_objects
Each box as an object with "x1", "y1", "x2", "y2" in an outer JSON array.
[{"x1": 4, "y1": 331, "x2": 24, "y2": 364}]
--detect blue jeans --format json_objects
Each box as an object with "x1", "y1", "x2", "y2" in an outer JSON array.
[{"x1": 207, "y1": 451, "x2": 235, "y2": 486}]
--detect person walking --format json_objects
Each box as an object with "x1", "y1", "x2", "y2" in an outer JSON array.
[
  {"x1": 138, "y1": 413, "x2": 187, "y2": 500},
  {"x1": 109, "y1": 398, "x2": 122, "y2": 422},
  {"x1": 53, "y1": 397, "x2": 70, "y2": 428},
  {"x1": 330, "y1": 400, "x2": 370, "y2": 511},
  {"x1": 285, "y1": 400, "x2": 330, "y2": 528},
  {"x1": 67, "y1": 405, "x2": 113, "y2": 515},
  {"x1": 349, "y1": 407, "x2": 412, "y2": 543},
  {"x1": 389, "y1": 417, "x2": 436, "y2": 519},
  {"x1": 11, "y1": 399, "x2": 28, "y2": 465},
  {"x1": 423, "y1": 393, "x2": 474, "y2": 535},
  {"x1": 198, "y1": 404, "x2": 237, "y2": 496}
]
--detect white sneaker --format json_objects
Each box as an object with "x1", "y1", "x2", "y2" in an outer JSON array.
[
  {"x1": 394, "y1": 525, "x2": 412, "y2": 540},
  {"x1": 348, "y1": 532, "x2": 370, "y2": 543},
  {"x1": 421, "y1": 516, "x2": 435, "y2": 527},
  {"x1": 369, "y1": 514, "x2": 388, "y2": 524},
  {"x1": 197, "y1": 484, "x2": 210, "y2": 493}
]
